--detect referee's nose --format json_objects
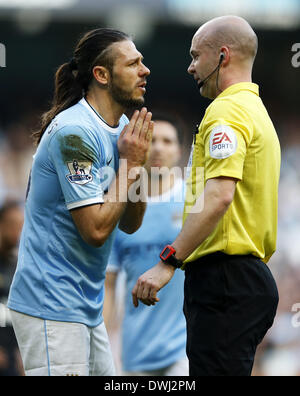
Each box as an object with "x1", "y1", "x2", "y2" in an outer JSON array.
[{"x1": 187, "y1": 60, "x2": 195, "y2": 75}]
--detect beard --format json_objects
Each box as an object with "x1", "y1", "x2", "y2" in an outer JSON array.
[{"x1": 109, "y1": 75, "x2": 145, "y2": 109}]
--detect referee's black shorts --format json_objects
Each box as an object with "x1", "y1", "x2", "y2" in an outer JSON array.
[{"x1": 184, "y1": 252, "x2": 279, "y2": 376}]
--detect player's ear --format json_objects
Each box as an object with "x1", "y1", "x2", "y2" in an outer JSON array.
[{"x1": 92, "y1": 65, "x2": 110, "y2": 86}]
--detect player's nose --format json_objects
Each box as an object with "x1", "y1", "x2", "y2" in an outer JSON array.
[{"x1": 140, "y1": 63, "x2": 150, "y2": 77}]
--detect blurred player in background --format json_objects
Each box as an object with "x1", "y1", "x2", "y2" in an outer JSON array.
[
  {"x1": 132, "y1": 15, "x2": 281, "y2": 376},
  {"x1": 0, "y1": 201, "x2": 24, "y2": 376},
  {"x1": 104, "y1": 115, "x2": 188, "y2": 376},
  {"x1": 8, "y1": 28, "x2": 153, "y2": 376}
]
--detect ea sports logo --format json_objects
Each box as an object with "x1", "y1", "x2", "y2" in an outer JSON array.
[
  {"x1": 212, "y1": 132, "x2": 232, "y2": 146},
  {"x1": 209, "y1": 125, "x2": 237, "y2": 159}
]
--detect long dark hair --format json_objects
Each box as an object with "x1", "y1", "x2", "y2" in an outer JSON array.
[{"x1": 33, "y1": 28, "x2": 130, "y2": 145}]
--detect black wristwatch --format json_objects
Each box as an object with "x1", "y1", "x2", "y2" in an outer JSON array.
[{"x1": 159, "y1": 245, "x2": 183, "y2": 269}]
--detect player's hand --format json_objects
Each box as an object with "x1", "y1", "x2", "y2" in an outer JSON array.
[
  {"x1": 132, "y1": 261, "x2": 175, "y2": 307},
  {"x1": 118, "y1": 108, "x2": 154, "y2": 169}
]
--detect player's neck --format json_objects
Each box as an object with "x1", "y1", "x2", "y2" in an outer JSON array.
[{"x1": 85, "y1": 89, "x2": 125, "y2": 127}]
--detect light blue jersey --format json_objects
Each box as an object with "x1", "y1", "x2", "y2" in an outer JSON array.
[
  {"x1": 107, "y1": 179, "x2": 187, "y2": 372},
  {"x1": 8, "y1": 98, "x2": 128, "y2": 327}
]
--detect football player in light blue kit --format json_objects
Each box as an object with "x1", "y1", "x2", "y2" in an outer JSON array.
[
  {"x1": 104, "y1": 116, "x2": 188, "y2": 375},
  {"x1": 7, "y1": 28, "x2": 153, "y2": 376}
]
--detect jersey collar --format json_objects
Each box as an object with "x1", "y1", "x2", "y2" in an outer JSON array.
[
  {"x1": 217, "y1": 82, "x2": 259, "y2": 99},
  {"x1": 79, "y1": 98, "x2": 121, "y2": 134}
]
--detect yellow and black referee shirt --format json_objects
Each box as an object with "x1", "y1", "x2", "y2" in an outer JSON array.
[{"x1": 183, "y1": 82, "x2": 281, "y2": 264}]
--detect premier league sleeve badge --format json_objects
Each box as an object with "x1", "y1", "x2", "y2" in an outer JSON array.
[{"x1": 66, "y1": 159, "x2": 93, "y2": 185}]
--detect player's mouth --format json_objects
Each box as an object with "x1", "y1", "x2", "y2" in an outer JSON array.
[{"x1": 137, "y1": 80, "x2": 147, "y2": 93}]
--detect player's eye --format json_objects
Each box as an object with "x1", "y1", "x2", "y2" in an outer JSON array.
[{"x1": 129, "y1": 60, "x2": 138, "y2": 66}]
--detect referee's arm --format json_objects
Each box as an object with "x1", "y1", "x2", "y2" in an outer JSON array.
[
  {"x1": 173, "y1": 176, "x2": 237, "y2": 261},
  {"x1": 132, "y1": 176, "x2": 237, "y2": 307}
]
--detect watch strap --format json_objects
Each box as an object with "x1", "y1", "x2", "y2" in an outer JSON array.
[{"x1": 164, "y1": 254, "x2": 183, "y2": 269}]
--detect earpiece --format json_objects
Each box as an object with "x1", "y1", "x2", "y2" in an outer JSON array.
[{"x1": 220, "y1": 52, "x2": 225, "y2": 61}]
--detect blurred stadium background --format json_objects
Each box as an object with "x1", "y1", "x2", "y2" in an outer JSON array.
[{"x1": 1, "y1": 0, "x2": 300, "y2": 376}]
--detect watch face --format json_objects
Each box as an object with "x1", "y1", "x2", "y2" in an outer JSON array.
[{"x1": 161, "y1": 248, "x2": 171, "y2": 259}]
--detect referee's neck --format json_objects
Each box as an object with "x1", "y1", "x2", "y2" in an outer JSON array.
[{"x1": 218, "y1": 70, "x2": 253, "y2": 95}]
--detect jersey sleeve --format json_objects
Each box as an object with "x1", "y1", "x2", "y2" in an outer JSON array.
[
  {"x1": 202, "y1": 100, "x2": 253, "y2": 183},
  {"x1": 48, "y1": 124, "x2": 105, "y2": 210}
]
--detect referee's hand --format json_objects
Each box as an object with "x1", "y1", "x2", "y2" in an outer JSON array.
[{"x1": 132, "y1": 261, "x2": 175, "y2": 307}]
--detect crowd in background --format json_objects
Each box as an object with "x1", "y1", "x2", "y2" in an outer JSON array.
[{"x1": 0, "y1": 107, "x2": 300, "y2": 376}]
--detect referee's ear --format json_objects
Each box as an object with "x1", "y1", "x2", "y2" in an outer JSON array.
[{"x1": 92, "y1": 65, "x2": 110, "y2": 86}]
